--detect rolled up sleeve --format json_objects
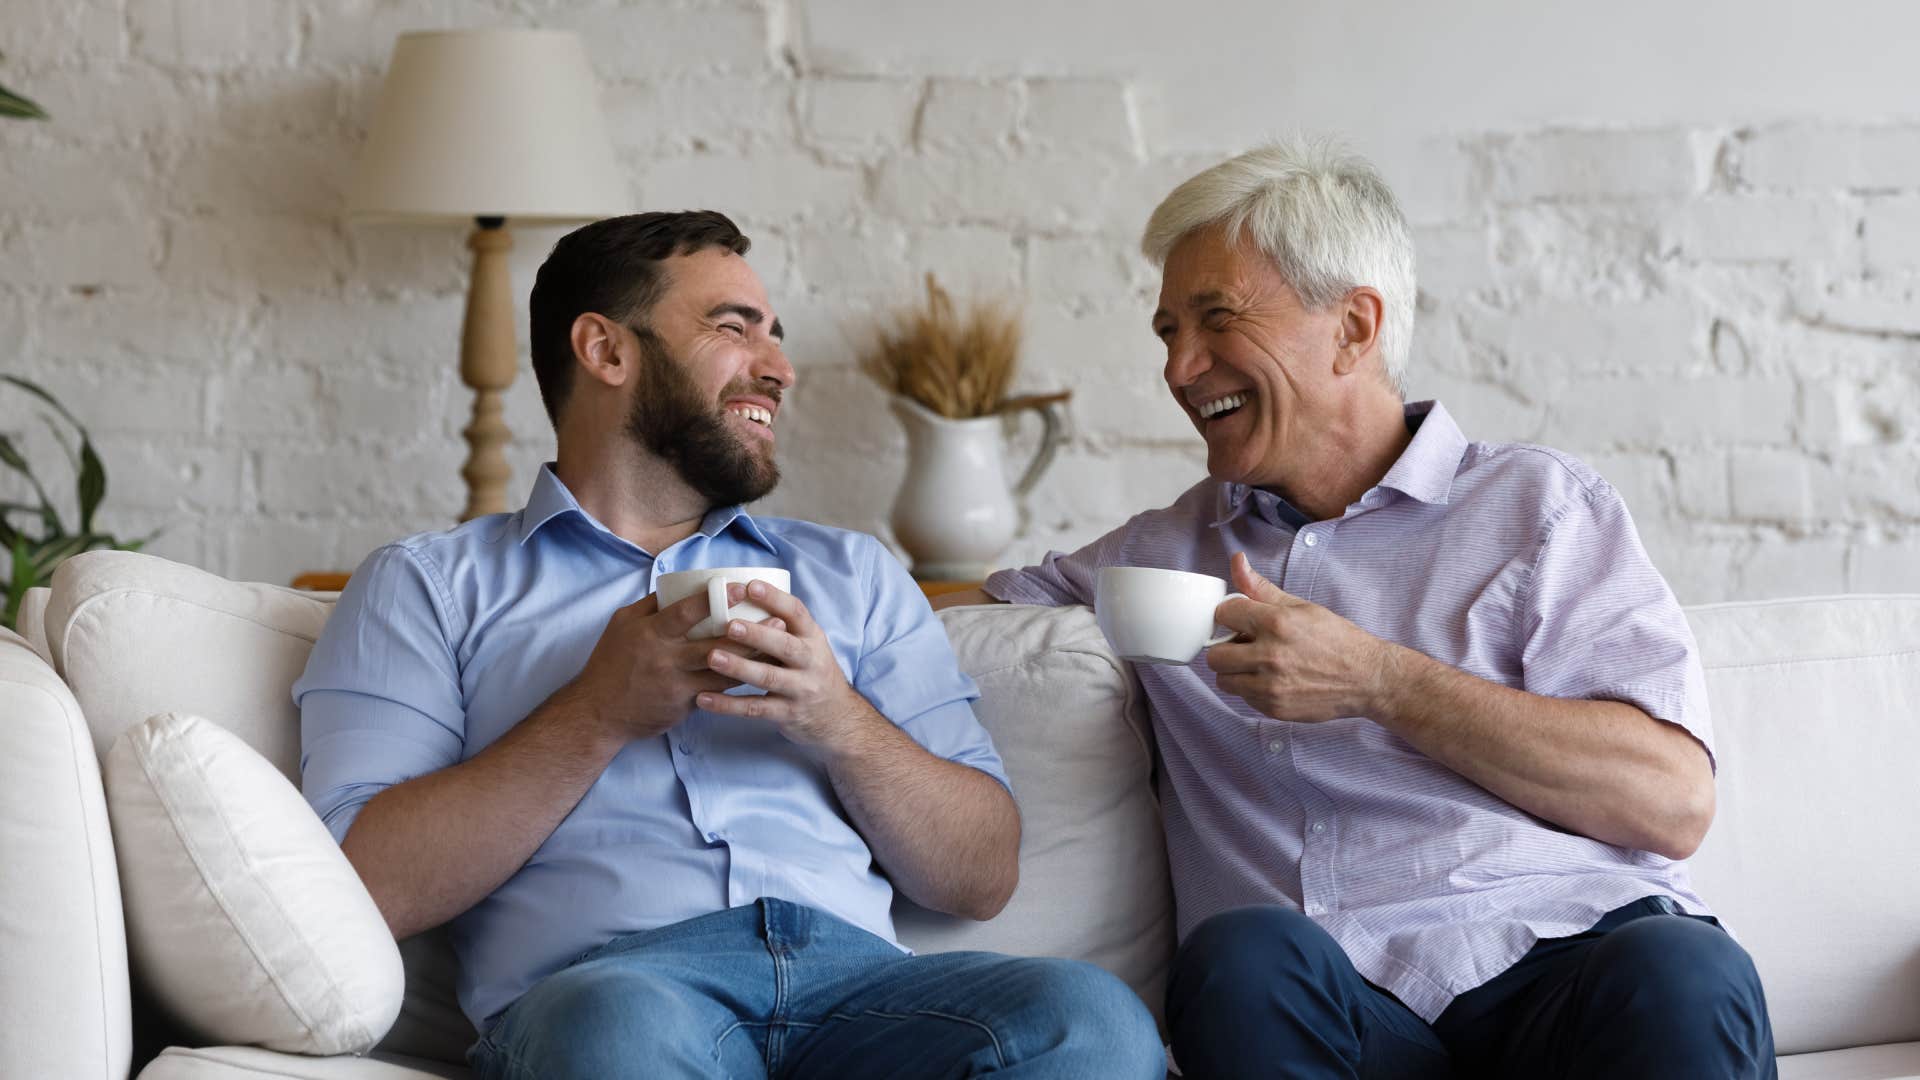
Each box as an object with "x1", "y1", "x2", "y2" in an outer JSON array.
[
  {"x1": 853, "y1": 538, "x2": 1009, "y2": 792},
  {"x1": 982, "y1": 518, "x2": 1140, "y2": 608},
  {"x1": 294, "y1": 544, "x2": 468, "y2": 843},
  {"x1": 1518, "y1": 481, "x2": 1714, "y2": 766}
]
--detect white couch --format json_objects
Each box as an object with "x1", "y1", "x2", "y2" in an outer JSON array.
[{"x1": 2, "y1": 551, "x2": 1917, "y2": 1079}]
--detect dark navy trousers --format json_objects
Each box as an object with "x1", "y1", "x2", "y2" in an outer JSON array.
[{"x1": 1167, "y1": 896, "x2": 1776, "y2": 1079}]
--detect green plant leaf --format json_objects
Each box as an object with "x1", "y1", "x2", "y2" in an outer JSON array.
[
  {"x1": 0, "y1": 431, "x2": 61, "y2": 530},
  {"x1": 0, "y1": 84, "x2": 48, "y2": 121},
  {"x1": 77, "y1": 438, "x2": 105, "y2": 533}
]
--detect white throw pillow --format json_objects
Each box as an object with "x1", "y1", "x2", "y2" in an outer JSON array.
[{"x1": 102, "y1": 712, "x2": 403, "y2": 1056}]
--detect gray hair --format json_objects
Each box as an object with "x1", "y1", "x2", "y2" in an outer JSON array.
[{"x1": 1141, "y1": 138, "x2": 1416, "y2": 395}]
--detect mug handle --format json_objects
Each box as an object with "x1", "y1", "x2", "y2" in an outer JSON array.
[
  {"x1": 706, "y1": 577, "x2": 732, "y2": 631},
  {"x1": 1203, "y1": 591, "x2": 1250, "y2": 647}
]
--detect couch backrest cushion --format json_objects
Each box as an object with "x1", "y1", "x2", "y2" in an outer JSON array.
[
  {"x1": 0, "y1": 627, "x2": 132, "y2": 1080},
  {"x1": 1685, "y1": 594, "x2": 1920, "y2": 1056},
  {"x1": 48, "y1": 551, "x2": 330, "y2": 780},
  {"x1": 904, "y1": 604, "x2": 1176, "y2": 1027}
]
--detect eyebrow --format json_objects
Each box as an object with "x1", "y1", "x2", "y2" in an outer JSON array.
[
  {"x1": 1151, "y1": 289, "x2": 1229, "y2": 325},
  {"x1": 706, "y1": 302, "x2": 785, "y2": 341}
]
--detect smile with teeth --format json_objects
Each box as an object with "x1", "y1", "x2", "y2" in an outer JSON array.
[
  {"x1": 725, "y1": 404, "x2": 774, "y2": 427},
  {"x1": 1196, "y1": 392, "x2": 1249, "y2": 420}
]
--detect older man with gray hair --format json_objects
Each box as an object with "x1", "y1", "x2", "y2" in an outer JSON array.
[{"x1": 938, "y1": 139, "x2": 1776, "y2": 1078}]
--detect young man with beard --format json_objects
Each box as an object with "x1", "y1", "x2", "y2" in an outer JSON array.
[{"x1": 294, "y1": 211, "x2": 1163, "y2": 1079}]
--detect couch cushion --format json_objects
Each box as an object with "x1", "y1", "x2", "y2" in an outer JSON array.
[
  {"x1": 1685, "y1": 594, "x2": 1920, "y2": 1057},
  {"x1": 104, "y1": 712, "x2": 403, "y2": 1055},
  {"x1": 905, "y1": 604, "x2": 1175, "y2": 1028},
  {"x1": 46, "y1": 552, "x2": 470, "y2": 1063},
  {"x1": 0, "y1": 627, "x2": 132, "y2": 1080},
  {"x1": 48, "y1": 551, "x2": 330, "y2": 779}
]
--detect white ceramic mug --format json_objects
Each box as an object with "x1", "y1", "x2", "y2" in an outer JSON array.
[
  {"x1": 655, "y1": 567, "x2": 793, "y2": 640},
  {"x1": 1094, "y1": 566, "x2": 1246, "y2": 665}
]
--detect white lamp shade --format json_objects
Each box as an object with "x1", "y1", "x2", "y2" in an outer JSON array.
[{"x1": 348, "y1": 29, "x2": 630, "y2": 224}]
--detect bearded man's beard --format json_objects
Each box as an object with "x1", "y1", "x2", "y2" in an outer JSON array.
[{"x1": 623, "y1": 329, "x2": 781, "y2": 507}]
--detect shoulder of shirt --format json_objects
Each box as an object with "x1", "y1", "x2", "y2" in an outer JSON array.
[
  {"x1": 1457, "y1": 439, "x2": 1620, "y2": 517},
  {"x1": 742, "y1": 514, "x2": 883, "y2": 552},
  {"x1": 369, "y1": 512, "x2": 517, "y2": 581}
]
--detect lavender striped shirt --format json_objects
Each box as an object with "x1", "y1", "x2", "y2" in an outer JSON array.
[{"x1": 985, "y1": 400, "x2": 1715, "y2": 1023}]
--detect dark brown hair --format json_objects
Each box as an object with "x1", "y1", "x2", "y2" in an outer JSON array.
[{"x1": 528, "y1": 210, "x2": 751, "y2": 425}]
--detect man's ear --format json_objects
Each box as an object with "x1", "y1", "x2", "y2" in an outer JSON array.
[
  {"x1": 571, "y1": 313, "x2": 635, "y2": 389},
  {"x1": 1332, "y1": 287, "x2": 1384, "y2": 376}
]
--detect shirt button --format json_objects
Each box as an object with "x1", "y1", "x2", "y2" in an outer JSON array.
[
  {"x1": 1310, "y1": 821, "x2": 1327, "y2": 835},
  {"x1": 705, "y1": 831, "x2": 720, "y2": 843},
  {"x1": 1305, "y1": 902, "x2": 1326, "y2": 916},
  {"x1": 674, "y1": 742, "x2": 688, "y2": 755},
  {"x1": 1266, "y1": 738, "x2": 1285, "y2": 753},
  {"x1": 1302, "y1": 532, "x2": 1319, "y2": 547}
]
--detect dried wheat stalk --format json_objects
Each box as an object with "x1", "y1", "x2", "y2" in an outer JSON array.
[{"x1": 857, "y1": 274, "x2": 1022, "y2": 419}]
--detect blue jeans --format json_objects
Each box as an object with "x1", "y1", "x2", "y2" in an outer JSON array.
[
  {"x1": 1166, "y1": 896, "x2": 1776, "y2": 1079},
  {"x1": 469, "y1": 898, "x2": 1166, "y2": 1079}
]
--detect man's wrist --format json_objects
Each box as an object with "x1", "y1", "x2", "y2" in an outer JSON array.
[
  {"x1": 812, "y1": 693, "x2": 892, "y2": 769},
  {"x1": 540, "y1": 678, "x2": 631, "y2": 759},
  {"x1": 1365, "y1": 640, "x2": 1431, "y2": 731}
]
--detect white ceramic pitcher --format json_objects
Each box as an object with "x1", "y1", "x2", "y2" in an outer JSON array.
[{"x1": 888, "y1": 394, "x2": 1068, "y2": 580}]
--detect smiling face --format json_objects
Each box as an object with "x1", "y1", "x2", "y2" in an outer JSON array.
[
  {"x1": 621, "y1": 247, "x2": 795, "y2": 506},
  {"x1": 1152, "y1": 225, "x2": 1349, "y2": 491}
]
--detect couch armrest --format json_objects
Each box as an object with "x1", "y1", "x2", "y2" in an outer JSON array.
[{"x1": 0, "y1": 628, "x2": 131, "y2": 1079}]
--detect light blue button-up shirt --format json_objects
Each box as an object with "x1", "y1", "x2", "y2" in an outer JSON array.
[{"x1": 295, "y1": 465, "x2": 1006, "y2": 1030}]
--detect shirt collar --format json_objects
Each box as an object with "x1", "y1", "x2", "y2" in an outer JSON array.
[
  {"x1": 1375, "y1": 400, "x2": 1468, "y2": 506},
  {"x1": 516, "y1": 464, "x2": 777, "y2": 555},
  {"x1": 1208, "y1": 399, "x2": 1468, "y2": 527}
]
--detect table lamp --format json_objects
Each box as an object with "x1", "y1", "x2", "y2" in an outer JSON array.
[{"x1": 348, "y1": 29, "x2": 628, "y2": 521}]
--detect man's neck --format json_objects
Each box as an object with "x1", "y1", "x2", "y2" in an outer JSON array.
[
  {"x1": 1264, "y1": 394, "x2": 1412, "y2": 522},
  {"x1": 554, "y1": 446, "x2": 714, "y2": 557}
]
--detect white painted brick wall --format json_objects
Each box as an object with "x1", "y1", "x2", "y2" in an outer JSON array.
[{"x1": 2, "y1": 0, "x2": 1917, "y2": 606}]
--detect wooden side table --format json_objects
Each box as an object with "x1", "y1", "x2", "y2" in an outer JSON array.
[{"x1": 295, "y1": 571, "x2": 981, "y2": 602}]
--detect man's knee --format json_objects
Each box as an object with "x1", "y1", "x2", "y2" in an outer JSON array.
[
  {"x1": 1175, "y1": 905, "x2": 1349, "y2": 1000},
  {"x1": 1589, "y1": 915, "x2": 1773, "y2": 1063},
  {"x1": 478, "y1": 962, "x2": 724, "y2": 1079},
  {"x1": 995, "y1": 957, "x2": 1165, "y2": 1077}
]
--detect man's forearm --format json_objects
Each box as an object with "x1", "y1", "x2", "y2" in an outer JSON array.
[
  {"x1": 1370, "y1": 645, "x2": 1714, "y2": 859},
  {"x1": 821, "y1": 704, "x2": 1021, "y2": 920},
  {"x1": 340, "y1": 682, "x2": 627, "y2": 940}
]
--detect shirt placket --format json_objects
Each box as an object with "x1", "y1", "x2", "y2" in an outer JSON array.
[
  {"x1": 648, "y1": 553, "x2": 742, "y2": 902},
  {"x1": 1281, "y1": 518, "x2": 1340, "y2": 919}
]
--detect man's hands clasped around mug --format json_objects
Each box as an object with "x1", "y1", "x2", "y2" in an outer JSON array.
[{"x1": 697, "y1": 580, "x2": 871, "y2": 749}]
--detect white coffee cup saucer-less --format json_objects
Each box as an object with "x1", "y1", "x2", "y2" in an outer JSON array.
[
  {"x1": 656, "y1": 567, "x2": 793, "y2": 640},
  {"x1": 1094, "y1": 566, "x2": 1246, "y2": 665}
]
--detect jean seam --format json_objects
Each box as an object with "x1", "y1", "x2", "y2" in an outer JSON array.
[
  {"x1": 822, "y1": 1008, "x2": 1008, "y2": 1068},
  {"x1": 474, "y1": 1035, "x2": 543, "y2": 1080}
]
